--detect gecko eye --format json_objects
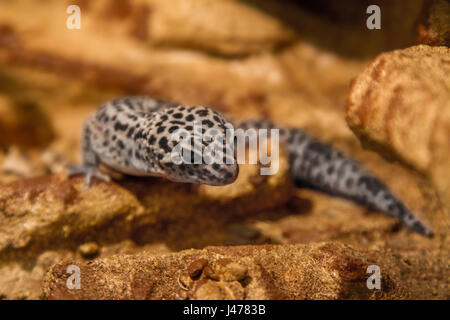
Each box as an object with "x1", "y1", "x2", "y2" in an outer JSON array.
[{"x1": 155, "y1": 105, "x2": 239, "y2": 185}]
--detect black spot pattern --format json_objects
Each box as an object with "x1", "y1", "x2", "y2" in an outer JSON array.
[
  {"x1": 159, "y1": 137, "x2": 170, "y2": 153},
  {"x1": 114, "y1": 122, "x2": 129, "y2": 131}
]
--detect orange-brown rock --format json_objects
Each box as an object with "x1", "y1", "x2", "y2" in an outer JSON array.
[
  {"x1": 0, "y1": 94, "x2": 54, "y2": 148},
  {"x1": 0, "y1": 159, "x2": 291, "y2": 256},
  {"x1": 42, "y1": 242, "x2": 442, "y2": 300},
  {"x1": 346, "y1": 45, "x2": 450, "y2": 214}
]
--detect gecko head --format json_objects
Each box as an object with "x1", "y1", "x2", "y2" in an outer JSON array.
[{"x1": 152, "y1": 105, "x2": 239, "y2": 186}]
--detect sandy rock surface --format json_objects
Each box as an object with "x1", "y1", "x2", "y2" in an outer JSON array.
[
  {"x1": 346, "y1": 45, "x2": 450, "y2": 215},
  {"x1": 42, "y1": 242, "x2": 433, "y2": 300},
  {"x1": 0, "y1": 0, "x2": 448, "y2": 299}
]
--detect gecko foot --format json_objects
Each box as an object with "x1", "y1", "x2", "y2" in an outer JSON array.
[{"x1": 67, "y1": 165, "x2": 111, "y2": 187}]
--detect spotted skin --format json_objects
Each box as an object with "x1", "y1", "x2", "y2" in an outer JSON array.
[
  {"x1": 68, "y1": 97, "x2": 238, "y2": 186},
  {"x1": 68, "y1": 96, "x2": 433, "y2": 237}
]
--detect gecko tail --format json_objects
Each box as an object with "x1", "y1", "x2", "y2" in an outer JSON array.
[
  {"x1": 295, "y1": 174, "x2": 434, "y2": 237},
  {"x1": 285, "y1": 131, "x2": 434, "y2": 237},
  {"x1": 351, "y1": 174, "x2": 434, "y2": 237},
  {"x1": 409, "y1": 218, "x2": 434, "y2": 237},
  {"x1": 236, "y1": 120, "x2": 434, "y2": 237},
  {"x1": 385, "y1": 200, "x2": 434, "y2": 237}
]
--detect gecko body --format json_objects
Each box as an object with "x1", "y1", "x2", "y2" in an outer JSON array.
[{"x1": 68, "y1": 96, "x2": 433, "y2": 237}]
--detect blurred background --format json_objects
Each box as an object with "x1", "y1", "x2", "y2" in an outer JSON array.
[{"x1": 1, "y1": 0, "x2": 446, "y2": 180}]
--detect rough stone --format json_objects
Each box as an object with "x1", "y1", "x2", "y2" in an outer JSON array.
[{"x1": 346, "y1": 45, "x2": 450, "y2": 217}]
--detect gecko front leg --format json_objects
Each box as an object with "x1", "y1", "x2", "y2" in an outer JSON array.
[{"x1": 67, "y1": 121, "x2": 111, "y2": 187}]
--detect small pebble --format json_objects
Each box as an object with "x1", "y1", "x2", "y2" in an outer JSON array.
[
  {"x1": 220, "y1": 261, "x2": 248, "y2": 282},
  {"x1": 203, "y1": 265, "x2": 220, "y2": 280},
  {"x1": 188, "y1": 258, "x2": 208, "y2": 279},
  {"x1": 78, "y1": 242, "x2": 100, "y2": 259}
]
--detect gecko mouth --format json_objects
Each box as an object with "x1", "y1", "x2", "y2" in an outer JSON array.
[{"x1": 197, "y1": 163, "x2": 239, "y2": 186}]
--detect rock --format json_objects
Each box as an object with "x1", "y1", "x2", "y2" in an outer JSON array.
[
  {"x1": 1, "y1": 147, "x2": 33, "y2": 177},
  {"x1": 214, "y1": 260, "x2": 248, "y2": 282},
  {"x1": 346, "y1": 45, "x2": 450, "y2": 218},
  {"x1": 0, "y1": 250, "x2": 72, "y2": 300},
  {"x1": 0, "y1": 146, "x2": 56, "y2": 184},
  {"x1": 0, "y1": 95, "x2": 54, "y2": 148},
  {"x1": 0, "y1": 158, "x2": 291, "y2": 257},
  {"x1": 187, "y1": 258, "x2": 208, "y2": 279},
  {"x1": 77, "y1": 242, "x2": 100, "y2": 259},
  {"x1": 141, "y1": 0, "x2": 297, "y2": 56},
  {"x1": 193, "y1": 279, "x2": 244, "y2": 300},
  {"x1": 42, "y1": 242, "x2": 438, "y2": 300}
]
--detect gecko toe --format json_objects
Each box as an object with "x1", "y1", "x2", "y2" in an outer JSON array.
[
  {"x1": 85, "y1": 174, "x2": 93, "y2": 187},
  {"x1": 67, "y1": 165, "x2": 87, "y2": 177},
  {"x1": 67, "y1": 165, "x2": 110, "y2": 186},
  {"x1": 92, "y1": 170, "x2": 111, "y2": 183}
]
